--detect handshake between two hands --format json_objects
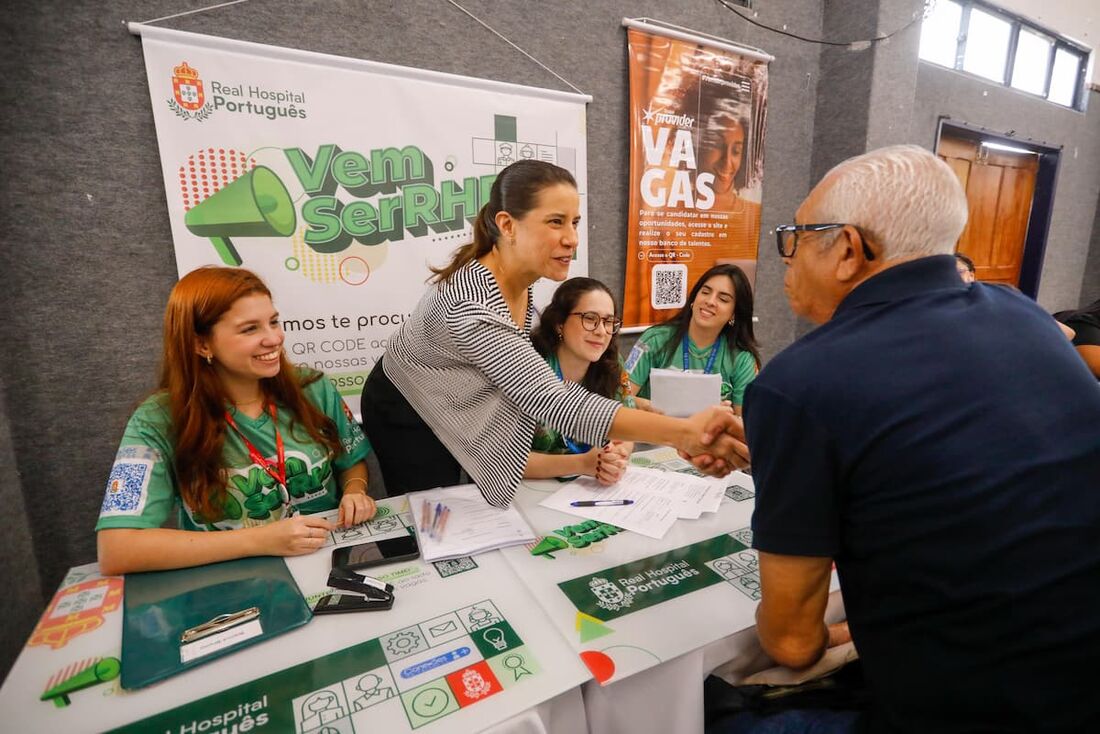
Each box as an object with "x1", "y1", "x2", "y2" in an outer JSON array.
[{"x1": 677, "y1": 405, "x2": 751, "y2": 477}]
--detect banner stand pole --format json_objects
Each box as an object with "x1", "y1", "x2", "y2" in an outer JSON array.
[{"x1": 622, "y1": 17, "x2": 775, "y2": 63}]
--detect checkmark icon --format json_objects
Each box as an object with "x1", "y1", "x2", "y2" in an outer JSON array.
[{"x1": 411, "y1": 686, "x2": 450, "y2": 717}]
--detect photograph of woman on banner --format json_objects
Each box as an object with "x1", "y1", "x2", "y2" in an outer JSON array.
[
  {"x1": 627, "y1": 264, "x2": 761, "y2": 414},
  {"x1": 96, "y1": 267, "x2": 375, "y2": 575},
  {"x1": 691, "y1": 90, "x2": 764, "y2": 274},
  {"x1": 525, "y1": 277, "x2": 635, "y2": 484},
  {"x1": 361, "y1": 160, "x2": 748, "y2": 508}
]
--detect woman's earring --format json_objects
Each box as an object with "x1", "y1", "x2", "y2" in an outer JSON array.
[
  {"x1": 205, "y1": 355, "x2": 213, "y2": 365},
  {"x1": 557, "y1": 330, "x2": 563, "y2": 341},
  {"x1": 728, "y1": 319, "x2": 736, "y2": 327}
]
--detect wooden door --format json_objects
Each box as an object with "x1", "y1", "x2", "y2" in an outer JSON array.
[{"x1": 937, "y1": 134, "x2": 1039, "y2": 286}]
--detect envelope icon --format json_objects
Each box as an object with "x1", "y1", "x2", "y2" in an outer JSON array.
[{"x1": 428, "y1": 620, "x2": 458, "y2": 637}]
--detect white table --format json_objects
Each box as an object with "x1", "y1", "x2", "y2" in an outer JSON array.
[
  {"x1": 501, "y1": 448, "x2": 778, "y2": 733},
  {"x1": 2, "y1": 459, "x2": 823, "y2": 734},
  {"x1": 0, "y1": 497, "x2": 590, "y2": 733},
  {"x1": 502, "y1": 449, "x2": 845, "y2": 734}
]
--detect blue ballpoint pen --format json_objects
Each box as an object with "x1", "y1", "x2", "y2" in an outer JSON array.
[
  {"x1": 571, "y1": 499, "x2": 634, "y2": 507},
  {"x1": 430, "y1": 502, "x2": 443, "y2": 538}
]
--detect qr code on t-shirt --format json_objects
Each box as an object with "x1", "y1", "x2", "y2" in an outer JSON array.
[
  {"x1": 651, "y1": 264, "x2": 687, "y2": 309},
  {"x1": 99, "y1": 447, "x2": 158, "y2": 517}
]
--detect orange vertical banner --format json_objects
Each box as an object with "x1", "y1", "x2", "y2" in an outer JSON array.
[{"x1": 623, "y1": 24, "x2": 770, "y2": 328}]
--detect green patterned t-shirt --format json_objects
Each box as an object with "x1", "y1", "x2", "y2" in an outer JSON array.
[
  {"x1": 626, "y1": 324, "x2": 757, "y2": 405},
  {"x1": 96, "y1": 371, "x2": 371, "y2": 532}
]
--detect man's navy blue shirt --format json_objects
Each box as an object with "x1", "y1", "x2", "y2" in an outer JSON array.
[{"x1": 744, "y1": 255, "x2": 1100, "y2": 733}]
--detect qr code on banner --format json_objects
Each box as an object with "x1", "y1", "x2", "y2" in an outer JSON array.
[{"x1": 651, "y1": 264, "x2": 687, "y2": 309}]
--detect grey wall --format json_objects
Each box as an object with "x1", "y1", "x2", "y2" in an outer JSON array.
[
  {"x1": 797, "y1": 0, "x2": 926, "y2": 341},
  {"x1": 1, "y1": 0, "x2": 1097, "y2": 679},
  {"x1": 0, "y1": 382, "x2": 42, "y2": 678},
  {"x1": 1084, "y1": 195, "x2": 1100, "y2": 307}
]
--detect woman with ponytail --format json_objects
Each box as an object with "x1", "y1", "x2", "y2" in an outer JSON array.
[
  {"x1": 361, "y1": 160, "x2": 749, "y2": 507},
  {"x1": 96, "y1": 267, "x2": 374, "y2": 575}
]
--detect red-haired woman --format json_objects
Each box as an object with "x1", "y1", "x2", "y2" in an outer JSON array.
[{"x1": 96, "y1": 267, "x2": 375, "y2": 575}]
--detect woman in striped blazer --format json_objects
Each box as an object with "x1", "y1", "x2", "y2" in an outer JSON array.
[{"x1": 361, "y1": 160, "x2": 747, "y2": 507}]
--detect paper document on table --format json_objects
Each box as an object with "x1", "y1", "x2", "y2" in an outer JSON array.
[
  {"x1": 616, "y1": 465, "x2": 725, "y2": 519},
  {"x1": 539, "y1": 466, "x2": 726, "y2": 538},
  {"x1": 539, "y1": 472, "x2": 677, "y2": 539},
  {"x1": 409, "y1": 484, "x2": 537, "y2": 562},
  {"x1": 668, "y1": 475, "x2": 728, "y2": 518},
  {"x1": 650, "y1": 367, "x2": 722, "y2": 417}
]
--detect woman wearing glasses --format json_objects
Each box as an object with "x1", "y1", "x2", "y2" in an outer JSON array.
[
  {"x1": 628, "y1": 264, "x2": 761, "y2": 414},
  {"x1": 96, "y1": 267, "x2": 375, "y2": 575},
  {"x1": 361, "y1": 160, "x2": 748, "y2": 507},
  {"x1": 526, "y1": 277, "x2": 634, "y2": 484}
]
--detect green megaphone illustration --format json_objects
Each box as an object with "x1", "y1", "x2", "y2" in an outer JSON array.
[
  {"x1": 40, "y1": 657, "x2": 121, "y2": 707},
  {"x1": 184, "y1": 165, "x2": 297, "y2": 266}
]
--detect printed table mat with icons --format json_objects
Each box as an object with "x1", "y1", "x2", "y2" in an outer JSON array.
[
  {"x1": 312, "y1": 502, "x2": 416, "y2": 548},
  {"x1": 502, "y1": 452, "x2": 763, "y2": 685},
  {"x1": 113, "y1": 599, "x2": 545, "y2": 733},
  {"x1": 0, "y1": 498, "x2": 589, "y2": 733}
]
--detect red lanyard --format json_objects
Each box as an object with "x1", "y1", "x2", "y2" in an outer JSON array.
[{"x1": 224, "y1": 402, "x2": 286, "y2": 488}]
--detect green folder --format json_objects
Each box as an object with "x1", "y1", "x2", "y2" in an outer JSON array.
[{"x1": 120, "y1": 556, "x2": 312, "y2": 690}]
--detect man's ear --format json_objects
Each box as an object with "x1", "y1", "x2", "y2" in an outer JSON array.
[{"x1": 834, "y1": 226, "x2": 868, "y2": 282}]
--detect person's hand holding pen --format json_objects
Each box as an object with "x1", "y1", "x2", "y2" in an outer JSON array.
[{"x1": 258, "y1": 514, "x2": 337, "y2": 556}]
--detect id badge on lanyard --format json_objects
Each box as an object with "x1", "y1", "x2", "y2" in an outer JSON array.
[{"x1": 224, "y1": 403, "x2": 295, "y2": 517}]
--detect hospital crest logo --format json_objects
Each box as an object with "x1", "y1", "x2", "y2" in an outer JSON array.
[
  {"x1": 589, "y1": 577, "x2": 634, "y2": 612},
  {"x1": 169, "y1": 62, "x2": 213, "y2": 121},
  {"x1": 461, "y1": 669, "x2": 492, "y2": 699},
  {"x1": 29, "y1": 577, "x2": 123, "y2": 650}
]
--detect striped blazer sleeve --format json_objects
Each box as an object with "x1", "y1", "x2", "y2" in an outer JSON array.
[{"x1": 446, "y1": 301, "x2": 620, "y2": 446}]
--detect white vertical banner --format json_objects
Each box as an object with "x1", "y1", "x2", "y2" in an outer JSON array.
[{"x1": 133, "y1": 25, "x2": 590, "y2": 414}]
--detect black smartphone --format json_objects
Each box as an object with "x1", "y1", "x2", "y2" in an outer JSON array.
[
  {"x1": 313, "y1": 593, "x2": 394, "y2": 614},
  {"x1": 331, "y1": 534, "x2": 420, "y2": 570}
]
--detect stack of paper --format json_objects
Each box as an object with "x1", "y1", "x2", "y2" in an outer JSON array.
[
  {"x1": 537, "y1": 466, "x2": 728, "y2": 539},
  {"x1": 650, "y1": 367, "x2": 722, "y2": 417},
  {"x1": 409, "y1": 484, "x2": 537, "y2": 562}
]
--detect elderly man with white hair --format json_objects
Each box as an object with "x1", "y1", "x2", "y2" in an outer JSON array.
[{"x1": 723, "y1": 146, "x2": 1100, "y2": 733}]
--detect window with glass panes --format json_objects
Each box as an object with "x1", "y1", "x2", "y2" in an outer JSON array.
[{"x1": 918, "y1": 0, "x2": 1089, "y2": 110}]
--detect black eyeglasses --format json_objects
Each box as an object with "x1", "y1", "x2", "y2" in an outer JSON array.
[
  {"x1": 775, "y1": 223, "x2": 876, "y2": 261},
  {"x1": 570, "y1": 312, "x2": 622, "y2": 334}
]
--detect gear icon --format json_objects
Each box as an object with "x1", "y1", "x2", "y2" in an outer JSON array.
[{"x1": 385, "y1": 630, "x2": 422, "y2": 657}]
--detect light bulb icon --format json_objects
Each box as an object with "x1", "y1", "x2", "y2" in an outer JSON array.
[{"x1": 482, "y1": 627, "x2": 507, "y2": 652}]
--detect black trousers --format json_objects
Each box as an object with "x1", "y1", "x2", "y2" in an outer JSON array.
[{"x1": 360, "y1": 358, "x2": 464, "y2": 496}]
